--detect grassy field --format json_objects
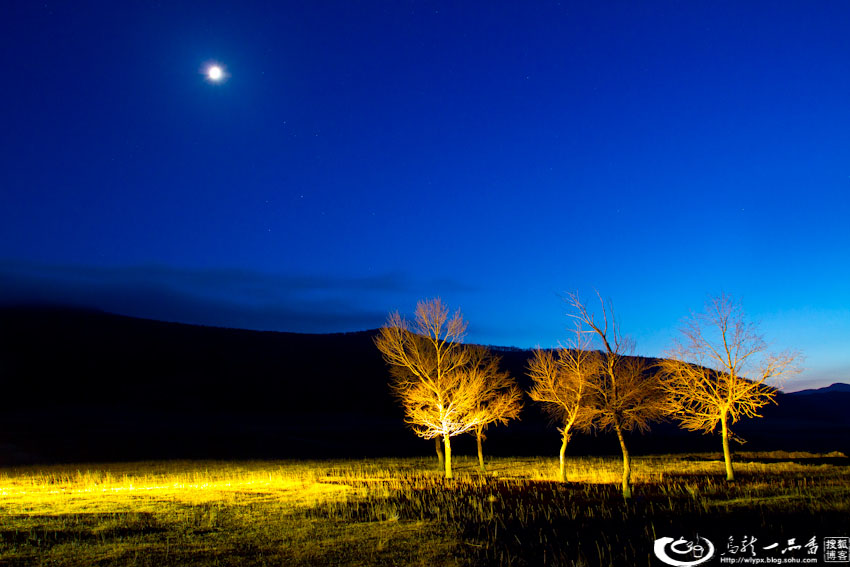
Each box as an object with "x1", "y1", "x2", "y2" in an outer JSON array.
[{"x1": 1, "y1": 452, "x2": 848, "y2": 566}]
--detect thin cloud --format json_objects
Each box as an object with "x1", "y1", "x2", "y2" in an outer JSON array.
[
  {"x1": 0, "y1": 260, "x2": 408, "y2": 333},
  {"x1": 0, "y1": 260, "x2": 496, "y2": 335}
]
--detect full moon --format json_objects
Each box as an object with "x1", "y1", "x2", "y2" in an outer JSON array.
[{"x1": 207, "y1": 65, "x2": 223, "y2": 81}]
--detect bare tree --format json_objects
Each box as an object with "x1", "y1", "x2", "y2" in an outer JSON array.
[
  {"x1": 660, "y1": 294, "x2": 801, "y2": 481},
  {"x1": 464, "y1": 345, "x2": 523, "y2": 472},
  {"x1": 527, "y1": 321, "x2": 598, "y2": 482},
  {"x1": 375, "y1": 298, "x2": 504, "y2": 479},
  {"x1": 567, "y1": 292, "x2": 665, "y2": 498},
  {"x1": 388, "y1": 365, "x2": 446, "y2": 470}
]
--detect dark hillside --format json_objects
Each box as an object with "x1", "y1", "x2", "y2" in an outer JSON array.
[
  {"x1": 1, "y1": 306, "x2": 389, "y2": 414},
  {"x1": 1, "y1": 306, "x2": 847, "y2": 464},
  {"x1": 739, "y1": 390, "x2": 850, "y2": 453},
  {"x1": 0, "y1": 306, "x2": 402, "y2": 463}
]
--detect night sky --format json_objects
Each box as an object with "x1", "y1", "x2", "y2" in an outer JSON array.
[{"x1": 2, "y1": 2, "x2": 849, "y2": 390}]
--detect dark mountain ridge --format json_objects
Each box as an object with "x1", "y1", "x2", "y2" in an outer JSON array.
[
  {"x1": 791, "y1": 383, "x2": 850, "y2": 395},
  {"x1": 1, "y1": 306, "x2": 847, "y2": 465}
]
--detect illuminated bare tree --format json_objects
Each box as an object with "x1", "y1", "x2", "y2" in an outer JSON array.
[
  {"x1": 660, "y1": 294, "x2": 801, "y2": 481},
  {"x1": 567, "y1": 292, "x2": 665, "y2": 498},
  {"x1": 375, "y1": 298, "x2": 495, "y2": 479},
  {"x1": 465, "y1": 345, "x2": 523, "y2": 472},
  {"x1": 527, "y1": 321, "x2": 598, "y2": 482},
  {"x1": 389, "y1": 366, "x2": 446, "y2": 469}
]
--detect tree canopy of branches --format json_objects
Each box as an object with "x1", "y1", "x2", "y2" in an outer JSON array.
[
  {"x1": 527, "y1": 320, "x2": 598, "y2": 482},
  {"x1": 566, "y1": 292, "x2": 665, "y2": 498},
  {"x1": 660, "y1": 293, "x2": 801, "y2": 481},
  {"x1": 464, "y1": 345, "x2": 523, "y2": 472},
  {"x1": 374, "y1": 298, "x2": 521, "y2": 478}
]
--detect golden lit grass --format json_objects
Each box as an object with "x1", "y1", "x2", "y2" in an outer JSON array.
[
  {"x1": 0, "y1": 460, "x2": 350, "y2": 516},
  {"x1": 0, "y1": 458, "x2": 463, "y2": 567},
  {"x1": 1, "y1": 454, "x2": 848, "y2": 566}
]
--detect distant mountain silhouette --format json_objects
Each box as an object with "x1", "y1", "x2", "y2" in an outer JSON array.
[
  {"x1": 790, "y1": 383, "x2": 850, "y2": 395},
  {"x1": 1, "y1": 305, "x2": 847, "y2": 465}
]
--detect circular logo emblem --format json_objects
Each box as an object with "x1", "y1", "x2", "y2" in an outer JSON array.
[{"x1": 653, "y1": 536, "x2": 715, "y2": 566}]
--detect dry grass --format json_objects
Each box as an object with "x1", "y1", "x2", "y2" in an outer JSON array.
[{"x1": 1, "y1": 454, "x2": 848, "y2": 566}]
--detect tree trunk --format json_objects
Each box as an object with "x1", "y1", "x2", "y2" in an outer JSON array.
[
  {"x1": 721, "y1": 413, "x2": 734, "y2": 481},
  {"x1": 476, "y1": 428, "x2": 486, "y2": 472},
  {"x1": 559, "y1": 430, "x2": 570, "y2": 482},
  {"x1": 444, "y1": 434, "x2": 453, "y2": 479},
  {"x1": 614, "y1": 423, "x2": 632, "y2": 499},
  {"x1": 435, "y1": 437, "x2": 444, "y2": 469}
]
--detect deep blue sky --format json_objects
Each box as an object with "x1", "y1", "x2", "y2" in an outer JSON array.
[{"x1": 2, "y1": 2, "x2": 849, "y2": 390}]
